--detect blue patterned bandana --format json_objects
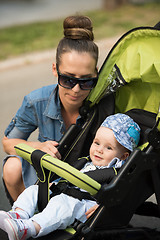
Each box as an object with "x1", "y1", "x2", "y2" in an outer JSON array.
[{"x1": 101, "y1": 113, "x2": 140, "y2": 151}]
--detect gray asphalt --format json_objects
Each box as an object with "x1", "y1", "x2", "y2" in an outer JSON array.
[
  {"x1": 0, "y1": 0, "x2": 103, "y2": 28},
  {"x1": 0, "y1": 1, "x2": 160, "y2": 237}
]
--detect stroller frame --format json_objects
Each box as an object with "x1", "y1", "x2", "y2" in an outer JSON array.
[{"x1": 15, "y1": 117, "x2": 160, "y2": 239}]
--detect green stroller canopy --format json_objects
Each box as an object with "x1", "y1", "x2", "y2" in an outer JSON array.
[{"x1": 87, "y1": 27, "x2": 160, "y2": 119}]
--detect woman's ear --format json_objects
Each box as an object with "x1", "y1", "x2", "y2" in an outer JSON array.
[
  {"x1": 95, "y1": 67, "x2": 98, "y2": 75},
  {"x1": 120, "y1": 151, "x2": 130, "y2": 160},
  {"x1": 52, "y1": 63, "x2": 58, "y2": 77}
]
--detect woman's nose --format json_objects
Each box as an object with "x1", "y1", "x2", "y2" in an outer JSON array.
[{"x1": 72, "y1": 83, "x2": 81, "y2": 92}]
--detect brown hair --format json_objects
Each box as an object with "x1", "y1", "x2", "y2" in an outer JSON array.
[{"x1": 56, "y1": 15, "x2": 98, "y2": 66}]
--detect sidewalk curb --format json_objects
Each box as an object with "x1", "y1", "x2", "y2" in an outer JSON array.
[
  {"x1": 0, "y1": 49, "x2": 56, "y2": 72},
  {"x1": 0, "y1": 36, "x2": 119, "y2": 72}
]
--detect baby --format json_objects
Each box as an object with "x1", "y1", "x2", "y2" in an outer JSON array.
[{"x1": 0, "y1": 113, "x2": 140, "y2": 240}]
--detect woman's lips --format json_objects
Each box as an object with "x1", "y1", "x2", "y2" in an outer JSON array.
[{"x1": 68, "y1": 95, "x2": 80, "y2": 101}]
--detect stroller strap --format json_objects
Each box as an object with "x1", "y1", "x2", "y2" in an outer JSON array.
[{"x1": 50, "y1": 181, "x2": 95, "y2": 201}]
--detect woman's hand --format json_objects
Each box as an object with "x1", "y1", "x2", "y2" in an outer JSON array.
[
  {"x1": 36, "y1": 141, "x2": 61, "y2": 159},
  {"x1": 85, "y1": 204, "x2": 99, "y2": 219}
]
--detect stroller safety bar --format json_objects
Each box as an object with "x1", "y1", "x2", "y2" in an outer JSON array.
[{"x1": 14, "y1": 143, "x2": 101, "y2": 195}]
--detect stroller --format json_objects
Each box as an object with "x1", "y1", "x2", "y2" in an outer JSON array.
[{"x1": 14, "y1": 21, "x2": 160, "y2": 240}]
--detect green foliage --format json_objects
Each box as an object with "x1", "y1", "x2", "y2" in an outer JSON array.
[{"x1": 0, "y1": 20, "x2": 63, "y2": 60}]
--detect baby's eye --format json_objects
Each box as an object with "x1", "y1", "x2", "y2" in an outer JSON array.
[
  {"x1": 94, "y1": 141, "x2": 99, "y2": 145},
  {"x1": 107, "y1": 146, "x2": 112, "y2": 150}
]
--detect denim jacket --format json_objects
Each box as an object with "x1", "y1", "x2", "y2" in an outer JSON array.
[{"x1": 5, "y1": 84, "x2": 74, "y2": 142}]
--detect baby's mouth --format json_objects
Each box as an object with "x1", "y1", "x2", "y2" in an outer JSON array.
[{"x1": 94, "y1": 155, "x2": 102, "y2": 160}]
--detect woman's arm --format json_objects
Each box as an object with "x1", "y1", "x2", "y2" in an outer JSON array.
[{"x1": 2, "y1": 136, "x2": 61, "y2": 159}]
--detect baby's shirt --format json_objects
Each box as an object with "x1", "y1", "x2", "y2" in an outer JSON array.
[{"x1": 81, "y1": 157, "x2": 125, "y2": 174}]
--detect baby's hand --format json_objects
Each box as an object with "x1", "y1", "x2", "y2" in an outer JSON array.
[{"x1": 85, "y1": 204, "x2": 99, "y2": 219}]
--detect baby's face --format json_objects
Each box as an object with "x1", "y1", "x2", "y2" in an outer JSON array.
[{"x1": 90, "y1": 127, "x2": 128, "y2": 167}]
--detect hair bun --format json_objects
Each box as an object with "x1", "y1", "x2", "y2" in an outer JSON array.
[{"x1": 63, "y1": 16, "x2": 94, "y2": 41}]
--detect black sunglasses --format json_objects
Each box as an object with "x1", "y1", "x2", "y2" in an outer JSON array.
[{"x1": 57, "y1": 66, "x2": 98, "y2": 90}]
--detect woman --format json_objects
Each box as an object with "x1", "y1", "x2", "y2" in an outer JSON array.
[{"x1": 2, "y1": 15, "x2": 99, "y2": 202}]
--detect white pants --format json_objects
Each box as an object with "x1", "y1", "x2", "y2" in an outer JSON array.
[{"x1": 13, "y1": 185, "x2": 96, "y2": 237}]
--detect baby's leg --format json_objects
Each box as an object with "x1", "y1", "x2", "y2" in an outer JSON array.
[
  {"x1": 0, "y1": 185, "x2": 39, "y2": 240},
  {"x1": 31, "y1": 193, "x2": 89, "y2": 237},
  {"x1": 13, "y1": 184, "x2": 39, "y2": 218},
  {"x1": 0, "y1": 193, "x2": 96, "y2": 239},
  {"x1": 0, "y1": 184, "x2": 38, "y2": 231}
]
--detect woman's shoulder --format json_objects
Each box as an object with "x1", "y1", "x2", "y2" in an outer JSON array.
[{"x1": 26, "y1": 84, "x2": 57, "y2": 101}]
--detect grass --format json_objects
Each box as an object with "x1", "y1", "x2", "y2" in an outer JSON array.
[{"x1": 0, "y1": 2, "x2": 160, "y2": 60}]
